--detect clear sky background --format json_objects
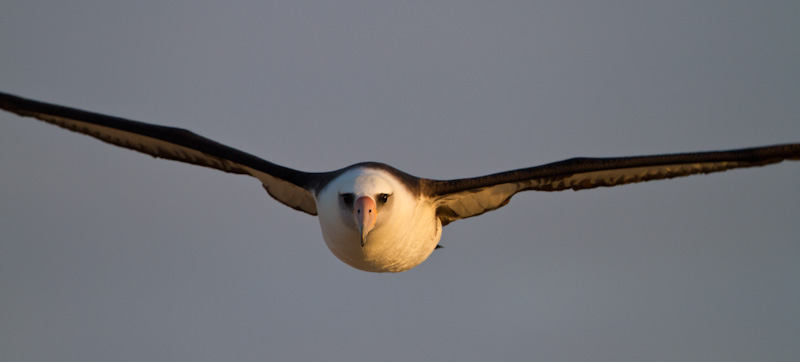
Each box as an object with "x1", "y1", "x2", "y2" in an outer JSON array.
[{"x1": 1, "y1": 1, "x2": 798, "y2": 361}]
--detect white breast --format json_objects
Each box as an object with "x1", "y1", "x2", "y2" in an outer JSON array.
[{"x1": 314, "y1": 167, "x2": 442, "y2": 272}]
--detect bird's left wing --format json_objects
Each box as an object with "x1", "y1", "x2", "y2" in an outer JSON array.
[
  {"x1": 424, "y1": 144, "x2": 800, "y2": 226},
  {"x1": 0, "y1": 92, "x2": 323, "y2": 215}
]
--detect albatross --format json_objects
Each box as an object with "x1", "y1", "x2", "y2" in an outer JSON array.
[{"x1": 2, "y1": 91, "x2": 798, "y2": 272}]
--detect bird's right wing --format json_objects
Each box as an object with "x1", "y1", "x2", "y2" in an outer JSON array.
[{"x1": 0, "y1": 92, "x2": 323, "y2": 215}]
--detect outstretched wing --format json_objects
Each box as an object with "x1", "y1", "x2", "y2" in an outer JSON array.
[
  {"x1": 0, "y1": 92, "x2": 322, "y2": 215},
  {"x1": 424, "y1": 144, "x2": 800, "y2": 226}
]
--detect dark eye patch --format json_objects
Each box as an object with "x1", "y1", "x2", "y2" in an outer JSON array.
[
  {"x1": 377, "y1": 193, "x2": 390, "y2": 204},
  {"x1": 340, "y1": 193, "x2": 354, "y2": 208}
]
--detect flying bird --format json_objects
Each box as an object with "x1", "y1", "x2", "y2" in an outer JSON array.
[{"x1": 2, "y1": 91, "x2": 798, "y2": 272}]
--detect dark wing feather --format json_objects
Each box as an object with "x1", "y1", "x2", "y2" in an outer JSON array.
[
  {"x1": 424, "y1": 144, "x2": 800, "y2": 226},
  {"x1": 0, "y1": 91, "x2": 323, "y2": 215}
]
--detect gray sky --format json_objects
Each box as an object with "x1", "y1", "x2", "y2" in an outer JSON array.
[{"x1": 1, "y1": 1, "x2": 798, "y2": 361}]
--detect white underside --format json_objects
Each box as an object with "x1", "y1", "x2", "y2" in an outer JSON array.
[{"x1": 315, "y1": 167, "x2": 442, "y2": 272}]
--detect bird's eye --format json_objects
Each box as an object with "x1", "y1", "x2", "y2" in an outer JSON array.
[
  {"x1": 340, "y1": 193, "x2": 354, "y2": 207},
  {"x1": 377, "y1": 193, "x2": 390, "y2": 204}
]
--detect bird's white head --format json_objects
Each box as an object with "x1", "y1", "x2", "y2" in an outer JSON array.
[
  {"x1": 342, "y1": 171, "x2": 394, "y2": 246},
  {"x1": 315, "y1": 165, "x2": 439, "y2": 272}
]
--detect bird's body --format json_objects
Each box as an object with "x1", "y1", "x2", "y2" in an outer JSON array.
[
  {"x1": 2, "y1": 91, "x2": 798, "y2": 272},
  {"x1": 316, "y1": 165, "x2": 441, "y2": 272}
]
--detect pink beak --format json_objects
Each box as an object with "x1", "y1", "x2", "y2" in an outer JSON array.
[{"x1": 354, "y1": 196, "x2": 377, "y2": 246}]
